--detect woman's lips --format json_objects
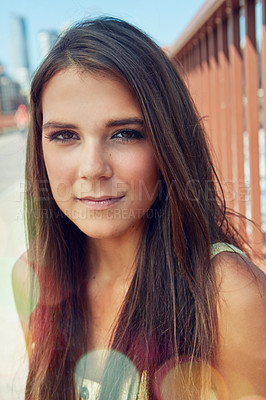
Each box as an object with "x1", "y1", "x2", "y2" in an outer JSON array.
[{"x1": 78, "y1": 196, "x2": 125, "y2": 210}]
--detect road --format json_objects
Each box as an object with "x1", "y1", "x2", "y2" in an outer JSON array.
[
  {"x1": 0, "y1": 131, "x2": 26, "y2": 193},
  {"x1": 0, "y1": 131, "x2": 28, "y2": 400}
]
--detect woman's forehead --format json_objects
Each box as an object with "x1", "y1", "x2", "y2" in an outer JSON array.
[{"x1": 41, "y1": 67, "x2": 144, "y2": 132}]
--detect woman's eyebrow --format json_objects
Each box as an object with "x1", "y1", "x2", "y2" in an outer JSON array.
[
  {"x1": 42, "y1": 121, "x2": 78, "y2": 131},
  {"x1": 42, "y1": 118, "x2": 144, "y2": 131},
  {"x1": 106, "y1": 117, "x2": 144, "y2": 127}
]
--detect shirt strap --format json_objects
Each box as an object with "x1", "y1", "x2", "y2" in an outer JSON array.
[{"x1": 210, "y1": 242, "x2": 248, "y2": 260}]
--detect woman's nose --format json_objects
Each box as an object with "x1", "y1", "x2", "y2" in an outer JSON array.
[{"x1": 78, "y1": 142, "x2": 113, "y2": 180}]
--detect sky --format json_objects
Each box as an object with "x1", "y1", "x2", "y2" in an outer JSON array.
[{"x1": 0, "y1": 0, "x2": 205, "y2": 76}]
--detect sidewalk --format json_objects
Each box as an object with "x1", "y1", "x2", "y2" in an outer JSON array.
[{"x1": 0, "y1": 132, "x2": 28, "y2": 399}]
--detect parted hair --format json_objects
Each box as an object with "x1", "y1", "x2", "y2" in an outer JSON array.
[{"x1": 25, "y1": 17, "x2": 244, "y2": 399}]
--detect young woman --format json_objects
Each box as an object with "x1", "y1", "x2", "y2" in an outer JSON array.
[{"x1": 12, "y1": 17, "x2": 265, "y2": 400}]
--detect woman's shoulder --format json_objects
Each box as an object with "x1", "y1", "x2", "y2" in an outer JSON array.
[
  {"x1": 211, "y1": 245, "x2": 266, "y2": 397},
  {"x1": 12, "y1": 252, "x2": 39, "y2": 354},
  {"x1": 12, "y1": 251, "x2": 33, "y2": 298},
  {"x1": 211, "y1": 244, "x2": 265, "y2": 326},
  {"x1": 210, "y1": 243, "x2": 265, "y2": 298}
]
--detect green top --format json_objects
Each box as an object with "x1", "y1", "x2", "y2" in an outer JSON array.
[
  {"x1": 210, "y1": 242, "x2": 247, "y2": 259},
  {"x1": 75, "y1": 242, "x2": 248, "y2": 400}
]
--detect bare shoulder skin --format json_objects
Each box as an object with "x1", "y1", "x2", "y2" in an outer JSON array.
[
  {"x1": 12, "y1": 252, "x2": 39, "y2": 357},
  {"x1": 212, "y1": 251, "x2": 266, "y2": 399}
]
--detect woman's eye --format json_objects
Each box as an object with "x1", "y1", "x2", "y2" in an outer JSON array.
[
  {"x1": 112, "y1": 129, "x2": 144, "y2": 142},
  {"x1": 46, "y1": 131, "x2": 79, "y2": 143}
]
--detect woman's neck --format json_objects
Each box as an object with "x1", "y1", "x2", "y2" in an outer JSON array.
[{"x1": 86, "y1": 225, "x2": 143, "y2": 284}]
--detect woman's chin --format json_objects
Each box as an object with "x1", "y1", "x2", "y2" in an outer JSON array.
[{"x1": 70, "y1": 218, "x2": 144, "y2": 242}]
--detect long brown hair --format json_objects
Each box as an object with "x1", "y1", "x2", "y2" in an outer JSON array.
[{"x1": 25, "y1": 17, "x2": 245, "y2": 399}]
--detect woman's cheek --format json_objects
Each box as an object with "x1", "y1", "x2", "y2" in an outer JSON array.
[{"x1": 44, "y1": 151, "x2": 77, "y2": 203}]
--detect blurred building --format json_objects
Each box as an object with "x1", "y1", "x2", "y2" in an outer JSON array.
[
  {"x1": 38, "y1": 30, "x2": 58, "y2": 59},
  {"x1": 9, "y1": 15, "x2": 31, "y2": 92},
  {"x1": 0, "y1": 64, "x2": 27, "y2": 114}
]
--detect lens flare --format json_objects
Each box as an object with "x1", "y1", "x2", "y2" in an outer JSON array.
[
  {"x1": 11, "y1": 256, "x2": 40, "y2": 322},
  {"x1": 154, "y1": 359, "x2": 229, "y2": 400},
  {"x1": 239, "y1": 397, "x2": 266, "y2": 400},
  {"x1": 74, "y1": 349, "x2": 140, "y2": 400}
]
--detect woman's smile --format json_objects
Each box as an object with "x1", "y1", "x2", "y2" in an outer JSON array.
[
  {"x1": 77, "y1": 195, "x2": 125, "y2": 210},
  {"x1": 41, "y1": 67, "x2": 160, "y2": 239}
]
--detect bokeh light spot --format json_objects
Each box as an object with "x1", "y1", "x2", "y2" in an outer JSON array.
[
  {"x1": 12, "y1": 255, "x2": 40, "y2": 322},
  {"x1": 154, "y1": 359, "x2": 229, "y2": 400},
  {"x1": 239, "y1": 396, "x2": 266, "y2": 400},
  {"x1": 75, "y1": 349, "x2": 140, "y2": 400}
]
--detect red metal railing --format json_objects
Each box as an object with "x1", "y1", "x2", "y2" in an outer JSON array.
[{"x1": 169, "y1": 0, "x2": 266, "y2": 257}]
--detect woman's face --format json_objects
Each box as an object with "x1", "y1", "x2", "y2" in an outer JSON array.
[{"x1": 41, "y1": 67, "x2": 159, "y2": 240}]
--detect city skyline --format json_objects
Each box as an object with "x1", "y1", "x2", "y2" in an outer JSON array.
[
  {"x1": 38, "y1": 30, "x2": 59, "y2": 60},
  {"x1": 9, "y1": 15, "x2": 31, "y2": 91},
  {"x1": 0, "y1": 0, "x2": 205, "y2": 77}
]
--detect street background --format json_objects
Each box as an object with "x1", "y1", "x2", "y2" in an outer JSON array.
[{"x1": 0, "y1": 131, "x2": 27, "y2": 400}]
